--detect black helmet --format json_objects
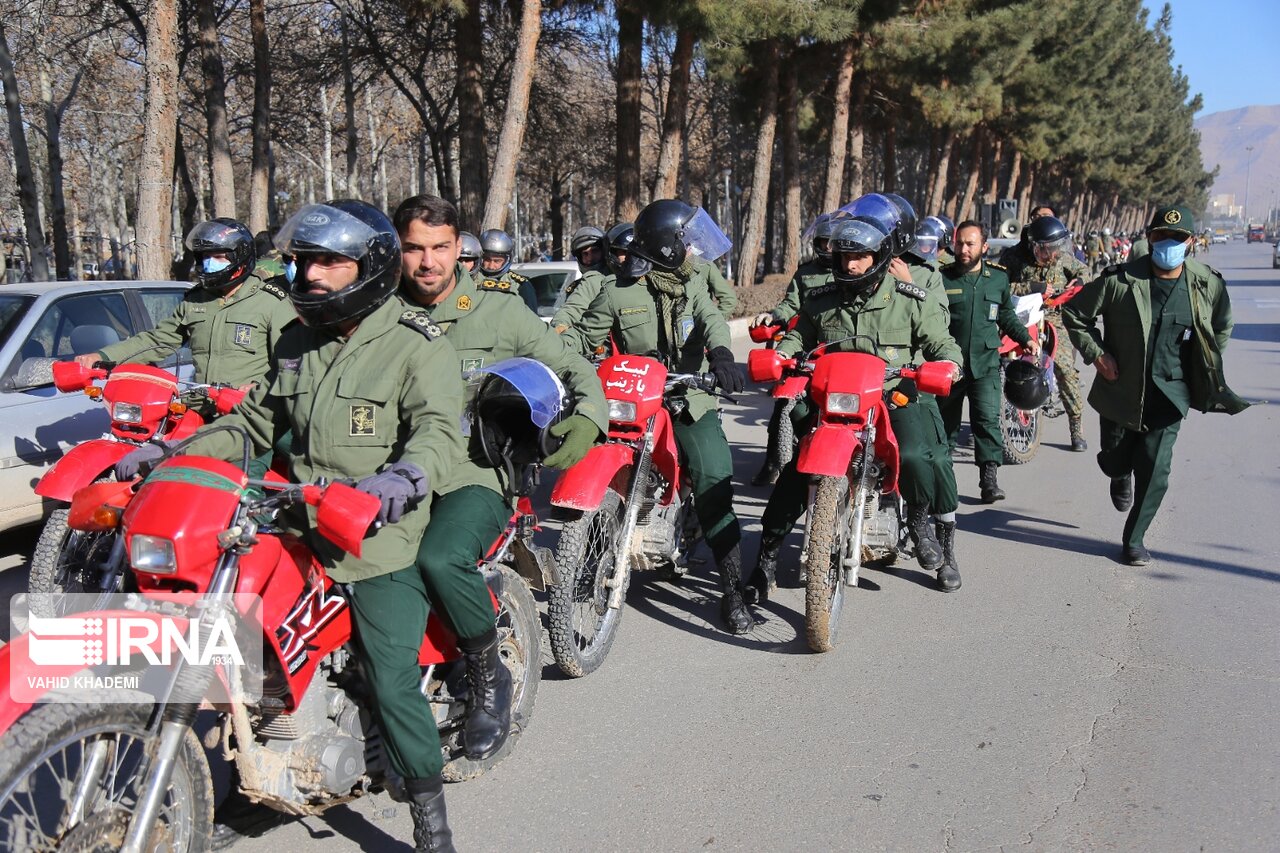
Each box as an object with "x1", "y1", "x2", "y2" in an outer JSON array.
[
  {"x1": 882, "y1": 193, "x2": 918, "y2": 256},
  {"x1": 186, "y1": 218, "x2": 256, "y2": 291},
  {"x1": 605, "y1": 222, "x2": 649, "y2": 278},
  {"x1": 1004, "y1": 360, "x2": 1051, "y2": 411},
  {"x1": 458, "y1": 231, "x2": 482, "y2": 262},
  {"x1": 1028, "y1": 215, "x2": 1071, "y2": 264},
  {"x1": 479, "y1": 229, "x2": 514, "y2": 276},
  {"x1": 829, "y1": 217, "x2": 893, "y2": 292},
  {"x1": 273, "y1": 199, "x2": 400, "y2": 330},
  {"x1": 473, "y1": 358, "x2": 568, "y2": 496},
  {"x1": 805, "y1": 212, "x2": 845, "y2": 268},
  {"x1": 632, "y1": 199, "x2": 695, "y2": 271},
  {"x1": 570, "y1": 226, "x2": 607, "y2": 267},
  {"x1": 933, "y1": 213, "x2": 956, "y2": 252},
  {"x1": 915, "y1": 216, "x2": 947, "y2": 261}
]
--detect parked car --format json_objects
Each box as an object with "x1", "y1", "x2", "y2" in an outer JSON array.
[
  {"x1": 510, "y1": 261, "x2": 582, "y2": 324},
  {"x1": 1211, "y1": 234, "x2": 1227, "y2": 245},
  {"x1": 0, "y1": 280, "x2": 193, "y2": 531}
]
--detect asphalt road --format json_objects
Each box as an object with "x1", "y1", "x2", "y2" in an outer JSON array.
[{"x1": 1, "y1": 241, "x2": 1276, "y2": 851}]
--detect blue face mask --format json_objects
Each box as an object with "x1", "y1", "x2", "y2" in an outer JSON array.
[
  {"x1": 284, "y1": 259, "x2": 297, "y2": 284},
  {"x1": 1151, "y1": 238, "x2": 1188, "y2": 271},
  {"x1": 202, "y1": 256, "x2": 231, "y2": 274}
]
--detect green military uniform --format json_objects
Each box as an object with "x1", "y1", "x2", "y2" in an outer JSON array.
[
  {"x1": 938, "y1": 259, "x2": 1033, "y2": 466},
  {"x1": 693, "y1": 257, "x2": 736, "y2": 318},
  {"x1": 1004, "y1": 247, "x2": 1092, "y2": 428},
  {"x1": 551, "y1": 267, "x2": 610, "y2": 333},
  {"x1": 566, "y1": 262, "x2": 741, "y2": 560},
  {"x1": 759, "y1": 273, "x2": 964, "y2": 541},
  {"x1": 1063, "y1": 247, "x2": 1248, "y2": 556},
  {"x1": 905, "y1": 256, "x2": 948, "y2": 311},
  {"x1": 190, "y1": 295, "x2": 466, "y2": 782},
  {"x1": 1130, "y1": 236, "x2": 1150, "y2": 260},
  {"x1": 474, "y1": 266, "x2": 539, "y2": 314},
  {"x1": 412, "y1": 264, "x2": 608, "y2": 641},
  {"x1": 97, "y1": 274, "x2": 297, "y2": 388}
]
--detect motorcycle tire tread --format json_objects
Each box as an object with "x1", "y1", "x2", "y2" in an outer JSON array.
[{"x1": 804, "y1": 475, "x2": 846, "y2": 653}]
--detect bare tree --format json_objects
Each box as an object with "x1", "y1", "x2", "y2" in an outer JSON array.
[
  {"x1": 652, "y1": 25, "x2": 692, "y2": 201},
  {"x1": 197, "y1": 0, "x2": 235, "y2": 217},
  {"x1": 821, "y1": 39, "x2": 855, "y2": 213},
  {"x1": 136, "y1": 0, "x2": 179, "y2": 279},
  {"x1": 482, "y1": 0, "x2": 541, "y2": 229},
  {"x1": 736, "y1": 40, "x2": 778, "y2": 288},
  {"x1": 455, "y1": 0, "x2": 486, "y2": 224},
  {"x1": 248, "y1": 0, "x2": 271, "y2": 232},
  {"x1": 0, "y1": 20, "x2": 48, "y2": 280},
  {"x1": 614, "y1": 0, "x2": 642, "y2": 222}
]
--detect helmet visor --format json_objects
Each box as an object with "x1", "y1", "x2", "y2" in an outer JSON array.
[
  {"x1": 186, "y1": 220, "x2": 246, "y2": 253},
  {"x1": 681, "y1": 207, "x2": 732, "y2": 263},
  {"x1": 478, "y1": 357, "x2": 567, "y2": 429},
  {"x1": 835, "y1": 194, "x2": 899, "y2": 237},
  {"x1": 274, "y1": 203, "x2": 379, "y2": 261},
  {"x1": 1032, "y1": 237, "x2": 1069, "y2": 263},
  {"x1": 831, "y1": 218, "x2": 890, "y2": 256}
]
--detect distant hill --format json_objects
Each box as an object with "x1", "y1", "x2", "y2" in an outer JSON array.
[{"x1": 1195, "y1": 105, "x2": 1280, "y2": 219}]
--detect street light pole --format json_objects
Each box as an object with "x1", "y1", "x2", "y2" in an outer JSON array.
[
  {"x1": 1244, "y1": 145, "x2": 1254, "y2": 222},
  {"x1": 722, "y1": 168, "x2": 734, "y2": 282}
]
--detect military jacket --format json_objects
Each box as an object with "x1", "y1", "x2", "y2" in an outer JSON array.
[
  {"x1": 417, "y1": 264, "x2": 608, "y2": 497},
  {"x1": 473, "y1": 267, "x2": 539, "y2": 313},
  {"x1": 1004, "y1": 252, "x2": 1092, "y2": 309},
  {"x1": 939, "y1": 260, "x2": 1032, "y2": 380},
  {"x1": 772, "y1": 260, "x2": 832, "y2": 323},
  {"x1": 98, "y1": 274, "x2": 297, "y2": 387},
  {"x1": 551, "y1": 268, "x2": 610, "y2": 332},
  {"x1": 906, "y1": 258, "x2": 948, "y2": 311},
  {"x1": 191, "y1": 297, "x2": 466, "y2": 583},
  {"x1": 566, "y1": 274, "x2": 732, "y2": 421},
  {"x1": 778, "y1": 274, "x2": 962, "y2": 391},
  {"x1": 692, "y1": 258, "x2": 736, "y2": 318}
]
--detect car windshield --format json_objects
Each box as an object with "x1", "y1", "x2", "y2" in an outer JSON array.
[{"x1": 0, "y1": 294, "x2": 34, "y2": 348}]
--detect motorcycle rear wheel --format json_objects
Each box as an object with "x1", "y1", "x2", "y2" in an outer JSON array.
[
  {"x1": 1001, "y1": 400, "x2": 1041, "y2": 465},
  {"x1": 0, "y1": 700, "x2": 214, "y2": 852},
  {"x1": 548, "y1": 489, "x2": 628, "y2": 678},
  {"x1": 804, "y1": 475, "x2": 853, "y2": 653},
  {"x1": 29, "y1": 486, "x2": 126, "y2": 619}
]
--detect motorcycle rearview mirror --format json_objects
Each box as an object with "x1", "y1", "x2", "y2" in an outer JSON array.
[
  {"x1": 748, "y1": 323, "x2": 781, "y2": 343},
  {"x1": 747, "y1": 348, "x2": 784, "y2": 383},
  {"x1": 910, "y1": 361, "x2": 957, "y2": 397},
  {"x1": 52, "y1": 360, "x2": 97, "y2": 392},
  {"x1": 315, "y1": 481, "x2": 380, "y2": 558}
]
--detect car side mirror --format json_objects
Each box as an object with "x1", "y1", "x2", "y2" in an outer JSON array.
[{"x1": 3, "y1": 357, "x2": 57, "y2": 391}]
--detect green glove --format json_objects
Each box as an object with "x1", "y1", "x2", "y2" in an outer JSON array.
[{"x1": 542, "y1": 414, "x2": 601, "y2": 470}]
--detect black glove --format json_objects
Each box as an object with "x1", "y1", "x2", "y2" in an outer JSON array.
[
  {"x1": 1027, "y1": 280, "x2": 1048, "y2": 295},
  {"x1": 707, "y1": 346, "x2": 744, "y2": 394},
  {"x1": 114, "y1": 441, "x2": 170, "y2": 480},
  {"x1": 355, "y1": 462, "x2": 430, "y2": 525}
]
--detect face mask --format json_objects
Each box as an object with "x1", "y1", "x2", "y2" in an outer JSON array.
[
  {"x1": 202, "y1": 256, "x2": 231, "y2": 275},
  {"x1": 1151, "y1": 239, "x2": 1188, "y2": 271},
  {"x1": 284, "y1": 259, "x2": 297, "y2": 284}
]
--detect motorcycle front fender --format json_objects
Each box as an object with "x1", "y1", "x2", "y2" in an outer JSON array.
[
  {"x1": 550, "y1": 443, "x2": 635, "y2": 511},
  {"x1": 796, "y1": 424, "x2": 862, "y2": 478},
  {"x1": 34, "y1": 440, "x2": 134, "y2": 503},
  {"x1": 772, "y1": 375, "x2": 810, "y2": 399}
]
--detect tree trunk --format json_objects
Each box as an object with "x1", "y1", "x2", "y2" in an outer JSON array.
[
  {"x1": 956, "y1": 129, "x2": 983, "y2": 221},
  {"x1": 341, "y1": 17, "x2": 359, "y2": 197},
  {"x1": 320, "y1": 84, "x2": 335, "y2": 198},
  {"x1": 39, "y1": 62, "x2": 74, "y2": 280},
  {"x1": 653, "y1": 26, "x2": 693, "y2": 201},
  {"x1": 927, "y1": 131, "x2": 954, "y2": 216},
  {"x1": 173, "y1": 124, "x2": 198, "y2": 279},
  {"x1": 197, "y1": 0, "x2": 235, "y2": 217},
  {"x1": 820, "y1": 40, "x2": 855, "y2": 213},
  {"x1": 481, "y1": 0, "x2": 541, "y2": 229},
  {"x1": 843, "y1": 73, "x2": 867, "y2": 201},
  {"x1": 0, "y1": 22, "x2": 49, "y2": 281},
  {"x1": 882, "y1": 118, "x2": 897, "y2": 193},
  {"x1": 736, "y1": 40, "x2": 779, "y2": 288},
  {"x1": 136, "y1": 0, "x2": 179, "y2": 280},
  {"x1": 456, "y1": 0, "x2": 487, "y2": 222},
  {"x1": 1017, "y1": 163, "x2": 1035, "y2": 221},
  {"x1": 780, "y1": 56, "x2": 801, "y2": 275},
  {"x1": 248, "y1": 0, "x2": 271, "y2": 234},
  {"x1": 1005, "y1": 149, "x2": 1021, "y2": 200},
  {"x1": 613, "y1": 0, "x2": 643, "y2": 223},
  {"x1": 986, "y1": 135, "x2": 1002, "y2": 201},
  {"x1": 549, "y1": 172, "x2": 564, "y2": 261}
]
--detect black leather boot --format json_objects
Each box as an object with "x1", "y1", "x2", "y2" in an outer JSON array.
[
  {"x1": 1069, "y1": 416, "x2": 1088, "y2": 452},
  {"x1": 744, "y1": 535, "x2": 781, "y2": 604},
  {"x1": 752, "y1": 459, "x2": 781, "y2": 486},
  {"x1": 979, "y1": 462, "x2": 1005, "y2": 503},
  {"x1": 906, "y1": 504, "x2": 943, "y2": 571},
  {"x1": 1110, "y1": 475, "x2": 1133, "y2": 511},
  {"x1": 407, "y1": 776, "x2": 456, "y2": 853},
  {"x1": 458, "y1": 629, "x2": 513, "y2": 761},
  {"x1": 717, "y1": 546, "x2": 753, "y2": 634},
  {"x1": 934, "y1": 520, "x2": 962, "y2": 592}
]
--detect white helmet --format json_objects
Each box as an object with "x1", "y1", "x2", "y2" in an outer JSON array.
[{"x1": 1102, "y1": 227, "x2": 1112, "y2": 236}]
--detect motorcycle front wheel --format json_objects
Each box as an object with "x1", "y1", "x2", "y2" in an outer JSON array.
[
  {"x1": 0, "y1": 700, "x2": 214, "y2": 852},
  {"x1": 804, "y1": 475, "x2": 854, "y2": 653},
  {"x1": 1000, "y1": 399, "x2": 1042, "y2": 464},
  {"x1": 28, "y1": 495, "x2": 127, "y2": 619},
  {"x1": 547, "y1": 488, "x2": 628, "y2": 677}
]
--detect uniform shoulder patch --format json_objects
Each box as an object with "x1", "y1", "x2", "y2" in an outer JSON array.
[
  {"x1": 806, "y1": 282, "x2": 840, "y2": 300},
  {"x1": 894, "y1": 281, "x2": 927, "y2": 301},
  {"x1": 399, "y1": 309, "x2": 442, "y2": 340},
  {"x1": 260, "y1": 281, "x2": 288, "y2": 300},
  {"x1": 563, "y1": 280, "x2": 580, "y2": 296},
  {"x1": 508, "y1": 271, "x2": 528, "y2": 284},
  {"x1": 986, "y1": 261, "x2": 1007, "y2": 271},
  {"x1": 479, "y1": 278, "x2": 518, "y2": 294}
]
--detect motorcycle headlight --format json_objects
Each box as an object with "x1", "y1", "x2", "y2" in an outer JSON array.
[
  {"x1": 130, "y1": 535, "x2": 176, "y2": 574},
  {"x1": 825, "y1": 392, "x2": 861, "y2": 414},
  {"x1": 607, "y1": 400, "x2": 637, "y2": 422},
  {"x1": 112, "y1": 402, "x2": 143, "y2": 424}
]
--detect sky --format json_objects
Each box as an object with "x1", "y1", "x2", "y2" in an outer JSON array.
[{"x1": 1141, "y1": 0, "x2": 1278, "y2": 117}]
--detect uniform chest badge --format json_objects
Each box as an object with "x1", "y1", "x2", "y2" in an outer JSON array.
[
  {"x1": 279, "y1": 357, "x2": 301, "y2": 373},
  {"x1": 457, "y1": 294, "x2": 472, "y2": 311},
  {"x1": 679, "y1": 317, "x2": 695, "y2": 343},
  {"x1": 349, "y1": 405, "x2": 376, "y2": 436},
  {"x1": 233, "y1": 323, "x2": 253, "y2": 346},
  {"x1": 461, "y1": 357, "x2": 484, "y2": 375},
  {"x1": 987, "y1": 303, "x2": 998, "y2": 321},
  {"x1": 885, "y1": 346, "x2": 898, "y2": 361}
]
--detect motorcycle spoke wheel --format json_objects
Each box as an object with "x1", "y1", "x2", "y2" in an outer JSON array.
[
  {"x1": 1000, "y1": 399, "x2": 1042, "y2": 465},
  {"x1": 0, "y1": 702, "x2": 213, "y2": 852},
  {"x1": 548, "y1": 489, "x2": 628, "y2": 677},
  {"x1": 29, "y1": 506, "x2": 124, "y2": 619},
  {"x1": 804, "y1": 475, "x2": 851, "y2": 653}
]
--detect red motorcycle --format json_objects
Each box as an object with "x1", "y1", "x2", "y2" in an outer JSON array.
[
  {"x1": 0, "y1": 438, "x2": 542, "y2": 850},
  {"x1": 997, "y1": 284, "x2": 1082, "y2": 464},
  {"x1": 29, "y1": 358, "x2": 245, "y2": 615},
  {"x1": 749, "y1": 339, "x2": 954, "y2": 652},
  {"x1": 750, "y1": 320, "x2": 816, "y2": 472},
  {"x1": 545, "y1": 354, "x2": 715, "y2": 677}
]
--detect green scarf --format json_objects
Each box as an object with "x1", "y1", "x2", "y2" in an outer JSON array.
[{"x1": 646, "y1": 261, "x2": 694, "y2": 358}]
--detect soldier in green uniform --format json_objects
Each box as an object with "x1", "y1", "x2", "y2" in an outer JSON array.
[
  {"x1": 118, "y1": 200, "x2": 470, "y2": 851},
  {"x1": 1063, "y1": 204, "x2": 1248, "y2": 566},
  {"x1": 1002, "y1": 214, "x2": 1092, "y2": 450},
  {"x1": 76, "y1": 218, "x2": 297, "y2": 397},
  {"x1": 394, "y1": 194, "x2": 606, "y2": 755},
  {"x1": 883, "y1": 194, "x2": 948, "y2": 310},
  {"x1": 747, "y1": 212, "x2": 838, "y2": 485},
  {"x1": 477, "y1": 228, "x2": 539, "y2": 314},
  {"x1": 997, "y1": 204, "x2": 1057, "y2": 269},
  {"x1": 933, "y1": 213, "x2": 956, "y2": 266},
  {"x1": 939, "y1": 221, "x2": 1039, "y2": 506},
  {"x1": 552, "y1": 225, "x2": 613, "y2": 333},
  {"x1": 458, "y1": 231, "x2": 482, "y2": 275},
  {"x1": 694, "y1": 254, "x2": 736, "y2": 318},
  {"x1": 564, "y1": 199, "x2": 753, "y2": 633},
  {"x1": 751, "y1": 215, "x2": 965, "y2": 595}
]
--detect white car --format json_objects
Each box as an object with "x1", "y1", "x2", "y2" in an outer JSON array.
[
  {"x1": 1212, "y1": 234, "x2": 1227, "y2": 245},
  {"x1": 0, "y1": 280, "x2": 192, "y2": 531},
  {"x1": 510, "y1": 261, "x2": 583, "y2": 324}
]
